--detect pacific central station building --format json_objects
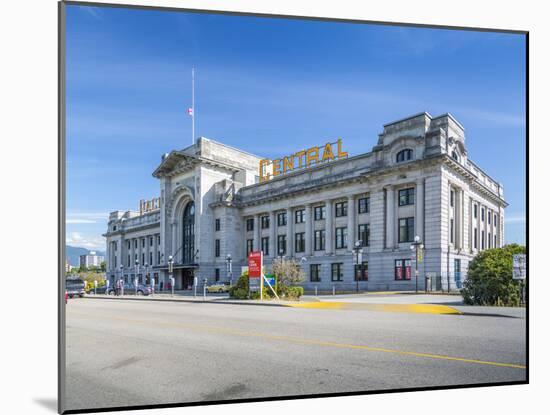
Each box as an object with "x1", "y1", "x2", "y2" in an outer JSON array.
[{"x1": 104, "y1": 112, "x2": 506, "y2": 291}]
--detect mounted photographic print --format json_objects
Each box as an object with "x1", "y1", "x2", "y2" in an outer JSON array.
[{"x1": 59, "y1": 1, "x2": 528, "y2": 413}]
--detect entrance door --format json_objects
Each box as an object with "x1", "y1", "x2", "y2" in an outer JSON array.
[{"x1": 182, "y1": 269, "x2": 194, "y2": 290}]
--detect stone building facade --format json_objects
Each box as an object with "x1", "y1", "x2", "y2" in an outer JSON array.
[{"x1": 104, "y1": 112, "x2": 506, "y2": 291}]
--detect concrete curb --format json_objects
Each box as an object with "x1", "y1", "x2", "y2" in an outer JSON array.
[{"x1": 82, "y1": 295, "x2": 293, "y2": 308}]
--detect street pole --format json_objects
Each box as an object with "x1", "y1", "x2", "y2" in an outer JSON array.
[
  {"x1": 168, "y1": 255, "x2": 174, "y2": 297},
  {"x1": 410, "y1": 236, "x2": 423, "y2": 294},
  {"x1": 203, "y1": 278, "x2": 207, "y2": 301},
  {"x1": 134, "y1": 260, "x2": 139, "y2": 296}
]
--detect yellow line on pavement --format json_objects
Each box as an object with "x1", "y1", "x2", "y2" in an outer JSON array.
[
  {"x1": 68, "y1": 311, "x2": 524, "y2": 370},
  {"x1": 288, "y1": 302, "x2": 462, "y2": 314}
]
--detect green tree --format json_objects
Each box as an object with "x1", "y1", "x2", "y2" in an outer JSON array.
[
  {"x1": 461, "y1": 244, "x2": 526, "y2": 306},
  {"x1": 270, "y1": 258, "x2": 305, "y2": 299}
]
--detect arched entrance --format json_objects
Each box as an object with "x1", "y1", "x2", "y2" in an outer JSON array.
[{"x1": 181, "y1": 201, "x2": 195, "y2": 288}]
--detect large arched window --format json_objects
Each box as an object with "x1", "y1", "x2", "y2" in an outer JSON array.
[
  {"x1": 396, "y1": 149, "x2": 413, "y2": 163},
  {"x1": 182, "y1": 201, "x2": 195, "y2": 264}
]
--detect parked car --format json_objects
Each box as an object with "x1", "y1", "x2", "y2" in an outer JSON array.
[
  {"x1": 106, "y1": 283, "x2": 152, "y2": 296},
  {"x1": 66, "y1": 277, "x2": 85, "y2": 298},
  {"x1": 86, "y1": 285, "x2": 109, "y2": 295},
  {"x1": 206, "y1": 281, "x2": 230, "y2": 293}
]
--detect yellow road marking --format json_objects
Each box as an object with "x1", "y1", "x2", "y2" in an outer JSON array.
[
  {"x1": 288, "y1": 302, "x2": 462, "y2": 314},
  {"x1": 68, "y1": 311, "x2": 525, "y2": 370}
]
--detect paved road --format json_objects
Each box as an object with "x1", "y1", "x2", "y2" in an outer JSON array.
[{"x1": 65, "y1": 298, "x2": 526, "y2": 411}]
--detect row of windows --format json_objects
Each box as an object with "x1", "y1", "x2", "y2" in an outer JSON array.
[
  {"x1": 309, "y1": 262, "x2": 369, "y2": 282},
  {"x1": 244, "y1": 197, "x2": 372, "y2": 231},
  {"x1": 124, "y1": 251, "x2": 161, "y2": 267},
  {"x1": 472, "y1": 229, "x2": 499, "y2": 250},
  {"x1": 472, "y1": 203, "x2": 499, "y2": 226},
  {"x1": 125, "y1": 235, "x2": 161, "y2": 250}
]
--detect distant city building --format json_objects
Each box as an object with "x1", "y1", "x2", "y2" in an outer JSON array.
[
  {"x1": 104, "y1": 113, "x2": 507, "y2": 291},
  {"x1": 79, "y1": 252, "x2": 105, "y2": 268}
]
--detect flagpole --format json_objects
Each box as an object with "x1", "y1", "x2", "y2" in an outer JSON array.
[{"x1": 192, "y1": 67, "x2": 195, "y2": 145}]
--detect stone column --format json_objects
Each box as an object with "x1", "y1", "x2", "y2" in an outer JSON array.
[
  {"x1": 325, "y1": 200, "x2": 333, "y2": 255},
  {"x1": 386, "y1": 187, "x2": 395, "y2": 248},
  {"x1": 253, "y1": 214, "x2": 260, "y2": 251},
  {"x1": 269, "y1": 211, "x2": 276, "y2": 257},
  {"x1": 153, "y1": 233, "x2": 159, "y2": 266},
  {"x1": 456, "y1": 190, "x2": 463, "y2": 250},
  {"x1": 347, "y1": 196, "x2": 355, "y2": 249},
  {"x1": 286, "y1": 207, "x2": 294, "y2": 256},
  {"x1": 416, "y1": 180, "x2": 424, "y2": 243},
  {"x1": 304, "y1": 204, "x2": 312, "y2": 256}
]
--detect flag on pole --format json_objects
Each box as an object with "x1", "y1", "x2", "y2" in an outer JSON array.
[{"x1": 187, "y1": 107, "x2": 193, "y2": 117}]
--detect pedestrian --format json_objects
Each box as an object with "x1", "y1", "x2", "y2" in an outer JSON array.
[{"x1": 160, "y1": 280, "x2": 163, "y2": 292}]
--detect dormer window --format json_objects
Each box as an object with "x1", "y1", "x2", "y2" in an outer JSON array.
[
  {"x1": 396, "y1": 149, "x2": 413, "y2": 163},
  {"x1": 451, "y1": 151, "x2": 459, "y2": 161}
]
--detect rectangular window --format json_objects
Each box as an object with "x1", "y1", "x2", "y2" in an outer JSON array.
[
  {"x1": 157, "y1": 251, "x2": 161, "y2": 265},
  {"x1": 295, "y1": 232, "x2": 305, "y2": 253},
  {"x1": 481, "y1": 207, "x2": 485, "y2": 222},
  {"x1": 277, "y1": 212, "x2": 287, "y2": 226},
  {"x1": 261, "y1": 215, "x2": 270, "y2": 229},
  {"x1": 295, "y1": 209, "x2": 305, "y2": 224},
  {"x1": 488, "y1": 211, "x2": 491, "y2": 225},
  {"x1": 335, "y1": 201, "x2": 348, "y2": 217},
  {"x1": 335, "y1": 227, "x2": 348, "y2": 249},
  {"x1": 354, "y1": 261, "x2": 368, "y2": 281},
  {"x1": 277, "y1": 235, "x2": 286, "y2": 255},
  {"x1": 399, "y1": 188, "x2": 415, "y2": 206},
  {"x1": 450, "y1": 189, "x2": 455, "y2": 207},
  {"x1": 127, "y1": 241, "x2": 131, "y2": 250},
  {"x1": 215, "y1": 239, "x2": 220, "y2": 257},
  {"x1": 246, "y1": 239, "x2": 254, "y2": 255},
  {"x1": 113, "y1": 241, "x2": 117, "y2": 251},
  {"x1": 331, "y1": 263, "x2": 344, "y2": 282},
  {"x1": 314, "y1": 205, "x2": 326, "y2": 220},
  {"x1": 215, "y1": 268, "x2": 220, "y2": 282},
  {"x1": 474, "y1": 204, "x2": 478, "y2": 219},
  {"x1": 398, "y1": 217, "x2": 415, "y2": 243},
  {"x1": 357, "y1": 223, "x2": 370, "y2": 246},
  {"x1": 261, "y1": 237, "x2": 269, "y2": 256},
  {"x1": 127, "y1": 255, "x2": 130, "y2": 267},
  {"x1": 495, "y1": 234, "x2": 498, "y2": 248},
  {"x1": 481, "y1": 230, "x2": 485, "y2": 250},
  {"x1": 310, "y1": 264, "x2": 321, "y2": 282},
  {"x1": 314, "y1": 229, "x2": 325, "y2": 251},
  {"x1": 450, "y1": 218, "x2": 454, "y2": 243},
  {"x1": 358, "y1": 197, "x2": 370, "y2": 214},
  {"x1": 134, "y1": 239, "x2": 137, "y2": 249},
  {"x1": 394, "y1": 259, "x2": 412, "y2": 281},
  {"x1": 474, "y1": 228, "x2": 478, "y2": 249},
  {"x1": 142, "y1": 238, "x2": 145, "y2": 248},
  {"x1": 141, "y1": 253, "x2": 145, "y2": 265},
  {"x1": 157, "y1": 235, "x2": 161, "y2": 245},
  {"x1": 494, "y1": 214, "x2": 498, "y2": 227},
  {"x1": 215, "y1": 218, "x2": 220, "y2": 231},
  {"x1": 149, "y1": 252, "x2": 153, "y2": 266},
  {"x1": 246, "y1": 218, "x2": 254, "y2": 231},
  {"x1": 149, "y1": 236, "x2": 153, "y2": 247},
  {"x1": 488, "y1": 233, "x2": 492, "y2": 249}
]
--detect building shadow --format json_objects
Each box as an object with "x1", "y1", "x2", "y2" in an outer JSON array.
[{"x1": 34, "y1": 398, "x2": 57, "y2": 413}]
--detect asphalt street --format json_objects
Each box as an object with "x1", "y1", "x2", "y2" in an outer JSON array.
[{"x1": 64, "y1": 297, "x2": 526, "y2": 411}]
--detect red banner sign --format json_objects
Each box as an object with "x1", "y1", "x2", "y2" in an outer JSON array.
[{"x1": 248, "y1": 251, "x2": 263, "y2": 278}]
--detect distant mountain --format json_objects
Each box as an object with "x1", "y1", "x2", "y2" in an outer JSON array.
[{"x1": 66, "y1": 246, "x2": 106, "y2": 267}]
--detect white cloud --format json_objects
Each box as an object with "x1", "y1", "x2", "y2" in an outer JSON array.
[
  {"x1": 505, "y1": 214, "x2": 526, "y2": 224},
  {"x1": 66, "y1": 232, "x2": 106, "y2": 251},
  {"x1": 66, "y1": 211, "x2": 109, "y2": 224},
  {"x1": 66, "y1": 219, "x2": 97, "y2": 224}
]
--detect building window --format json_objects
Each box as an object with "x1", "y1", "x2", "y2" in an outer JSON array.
[
  {"x1": 399, "y1": 188, "x2": 415, "y2": 206},
  {"x1": 277, "y1": 212, "x2": 287, "y2": 226},
  {"x1": 295, "y1": 232, "x2": 305, "y2": 253},
  {"x1": 261, "y1": 215, "x2": 270, "y2": 229},
  {"x1": 113, "y1": 241, "x2": 117, "y2": 251},
  {"x1": 395, "y1": 259, "x2": 412, "y2": 280},
  {"x1": 215, "y1": 268, "x2": 220, "y2": 282},
  {"x1": 277, "y1": 235, "x2": 286, "y2": 255},
  {"x1": 481, "y1": 207, "x2": 485, "y2": 222},
  {"x1": 157, "y1": 235, "x2": 160, "y2": 245},
  {"x1": 314, "y1": 230, "x2": 325, "y2": 251},
  {"x1": 127, "y1": 255, "x2": 130, "y2": 267},
  {"x1": 354, "y1": 261, "x2": 368, "y2": 281},
  {"x1": 494, "y1": 214, "x2": 498, "y2": 226},
  {"x1": 396, "y1": 149, "x2": 413, "y2": 163},
  {"x1": 474, "y1": 228, "x2": 478, "y2": 249},
  {"x1": 149, "y1": 236, "x2": 153, "y2": 247},
  {"x1": 295, "y1": 209, "x2": 305, "y2": 224},
  {"x1": 141, "y1": 253, "x2": 145, "y2": 265},
  {"x1": 134, "y1": 239, "x2": 137, "y2": 249},
  {"x1": 488, "y1": 233, "x2": 492, "y2": 249},
  {"x1": 246, "y1": 218, "x2": 254, "y2": 231},
  {"x1": 481, "y1": 230, "x2": 485, "y2": 250},
  {"x1": 149, "y1": 252, "x2": 153, "y2": 265},
  {"x1": 450, "y1": 218, "x2": 454, "y2": 243},
  {"x1": 310, "y1": 264, "x2": 321, "y2": 282},
  {"x1": 450, "y1": 189, "x2": 455, "y2": 207},
  {"x1": 114, "y1": 256, "x2": 117, "y2": 268},
  {"x1": 141, "y1": 238, "x2": 145, "y2": 248},
  {"x1": 335, "y1": 227, "x2": 347, "y2": 249},
  {"x1": 127, "y1": 241, "x2": 131, "y2": 250},
  {"x1": 451, "y1": 150, "x2": 459, "y2": 161},
  {"x1": 314, "y1": 205, "x2": 326, "y2": 220},
  {"x1": 488, "y1": 211, "x2": 491, "y2": 225},
  {"x1": 358, "y1": 197, "x2": 370, "y2": 214},
  {"x1": 215, "y1": 218, "x2": 220, "y2": 231},
  {"x1": 335, "y1": 201, "x2": 348, "y2": 217},
  {"x1": 157, "y1": 251, "x2": 160, "y2": 265},
  {"x1": 331, "y1": 263, "x2": 344, "y2": 282},
  {"x1": 246, "y1": 239, "x2": 254, "y2": 255},
  {"x1": 474, "y1": 204, "x2": 478, "y2": 219},
  {"x1": 261, "y1": 237, "x2": 269, "y2": 256},
  {"x1": 215, "y1": 239, "x2": 220, "y2": 257},
  {"x1": 358, "y1": 224, "x2": 370, "y2": 246},
  {"x1": 398, "y1": 217, "x2": 414, "y2": 243},
  {"x1": 495, "y1": 234, "x2": 498, "y2": 248}
]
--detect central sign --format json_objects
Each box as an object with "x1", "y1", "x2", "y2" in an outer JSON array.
[
  {"x1": 259, "y1": 138, "x2": 348, "y2": 182},
  {"x1": 248, "y1": 251, "x2": 263, "y2": 278}
]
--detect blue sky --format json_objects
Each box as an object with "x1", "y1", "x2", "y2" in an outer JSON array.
[{"x1": 65, "y1": 5, "x2": 526, "y2": 250}]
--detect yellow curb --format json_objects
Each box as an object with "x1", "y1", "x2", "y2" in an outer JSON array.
[{"x1": 288, "y1": 302, "x2": 461, "y2": 315}]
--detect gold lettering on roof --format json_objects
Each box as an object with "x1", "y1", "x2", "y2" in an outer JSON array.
[{"x1": 139, "y1": 197, "x2": 161, "y2": 215}]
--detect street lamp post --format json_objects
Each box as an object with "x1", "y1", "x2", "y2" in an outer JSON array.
[
  {"x1": 119, "y1": 265, "x2": 124, "y2": 296},
  {"x1": 168, "y1": 255, "x2": 174, "y2": 297},
  {"x1": 352, "y1": 240, "x2": 363, "y2": 293},
  {"x1": 134, "y1": 259, "x2": 139, "y2": 296},
  {"x1": 410, "y1": 235, "x2": 424, "y2": 293},
  {"x1": 226, "y1": 254, "x2": 233, "y2": 286},
  {"x1": 144, "y1": 263, "x2": 149, "y2": 294}
]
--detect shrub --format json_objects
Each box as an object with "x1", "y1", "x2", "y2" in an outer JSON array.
[
  {"x1": 229, "y1": 271, "x2": 249, "y2": 299},
  {"x1": 461, "y1": 244, "x2": 525, "y2": 306},
  {"x1": 283, "y1": 286, "x2": 304, "y2": 300}
]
